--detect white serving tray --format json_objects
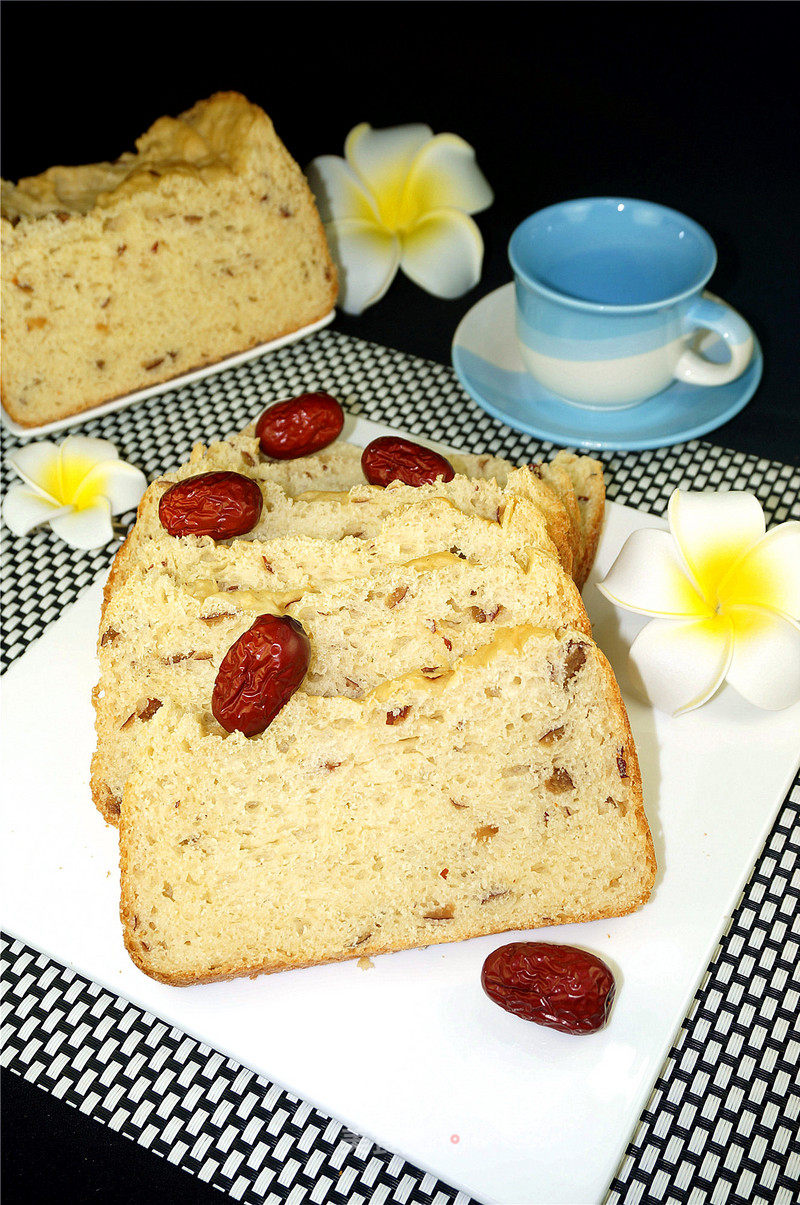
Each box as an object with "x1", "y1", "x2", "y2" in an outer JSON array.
[
  {"x1": 0, "y1": 310, "x2": 335, "y2": 439},
  {"x1": 2, "y1": 416, "x2": 798, "y2": 1205}
]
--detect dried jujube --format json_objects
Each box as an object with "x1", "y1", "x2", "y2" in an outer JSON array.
[
  {"x1": 212, "y1": 614, "x2": 310, "y2": 737},
  {"x1": 361, "y1": 436, "x2": 455, "y2": 488},
  {"x1": 159, "y1": 472, "x2": 263, "y2": 539},
  {"x1": 481, "y1": 941, "x2": 616, "y2": 1034},
  {"x1": 256, "y1": 392, "x2": 344, "y2": 459}
]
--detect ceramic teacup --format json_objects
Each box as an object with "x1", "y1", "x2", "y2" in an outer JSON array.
[{"x1": 509, "y1": 197, "x2": 754, "y2": 409}]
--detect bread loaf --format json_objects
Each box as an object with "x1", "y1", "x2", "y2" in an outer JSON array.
[{"x1": 1, "y1": 93, "x2": 337, "y2": 426}]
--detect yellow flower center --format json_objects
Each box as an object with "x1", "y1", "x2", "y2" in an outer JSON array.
[
  {"x1": 375, "y1": 186, "x2": 420, "y2": 235},
  {"x1": 684, "y1": 537, "x2": 773, "y2": 619},
  {"x1": 41, "y1": 456, "x2": 108, "y2": 512}
]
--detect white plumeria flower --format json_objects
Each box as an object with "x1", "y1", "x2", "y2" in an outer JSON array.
[
  {"x1": 3, "y1": 436, "x2": 146, "y2": 550},
  {"x1": 307, "y1": 122, "x2": 493, "y2": 314},
  {"x1": 598, "y1": 489, "x2": 800, "y2": 715}
]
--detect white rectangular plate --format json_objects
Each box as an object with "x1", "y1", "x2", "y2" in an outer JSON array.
[
  {"x1": 0, "y1": 310, "x2": 335, "y2": 439},
  {"x1": 2, "y1": 416, "x2": 798, "y2": 1205}
]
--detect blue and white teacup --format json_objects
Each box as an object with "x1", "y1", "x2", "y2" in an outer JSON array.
[{"x1": 509, "y1": 197, "x2": 754, "y2": 409}]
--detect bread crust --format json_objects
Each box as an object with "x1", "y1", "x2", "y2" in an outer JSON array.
[
  {"x1": 122, "y1": 894, "x2": 653, "y2": 987},
  {"x1": 91, "y1": 530, "x2": 139, "y2": 820},
  {"x1": 552, "y1": 451, "x2": 606, "y2": 589}
]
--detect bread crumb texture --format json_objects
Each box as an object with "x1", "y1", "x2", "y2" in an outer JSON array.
[
  {"x1": 92, "y1": 432, "x2": 653, "y2": 985},
  {"x1": 1, "y1": 93, "x2": 337, "y2": 426}
]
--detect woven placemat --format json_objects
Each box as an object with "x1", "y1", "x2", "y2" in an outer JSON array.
[{"x1": 2, "y1": 328, "x2": 798, "y2": 1204}]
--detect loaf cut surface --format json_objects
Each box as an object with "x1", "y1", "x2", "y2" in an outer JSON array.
[{"x1": 1, "y1": 93, "x2": 337, "y2": 426}]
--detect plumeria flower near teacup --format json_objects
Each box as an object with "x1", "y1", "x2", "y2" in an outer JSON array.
[
  {"x1": 307, "y1": 122, "x2": 493, "y2": 314},
  {"x1": 598, "y1": 489, "x2": 800, "y2": 715},
  {"x1": 3, "y1": 436, "x2": 147, "y2": 550}
]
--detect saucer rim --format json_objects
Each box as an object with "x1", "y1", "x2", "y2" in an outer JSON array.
[{"x1": 451, "y1": 282, "x2": 763, "y2": 451}]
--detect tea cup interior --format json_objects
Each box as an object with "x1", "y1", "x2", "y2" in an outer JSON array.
[{"x1": 509, "y1": 198, "x2": 717, "y2": 308}]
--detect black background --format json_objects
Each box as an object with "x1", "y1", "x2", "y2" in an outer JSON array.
[
  {"x1": 2, "y1": 2, "x2": 798, "y2": 1201},
  {"x1": 3, "y1": 1, "x2": 799, "y2": 466}
]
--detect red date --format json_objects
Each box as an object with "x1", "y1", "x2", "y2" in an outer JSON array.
[
  {"x1": 212, "y1": 614, "x2": 310, "y2": 736},
  {"x1": 481, "y1": 942, "x2": 616, "y2": 1034},
  {"x1": 159, "y1": 472, "x2": 262, "y2": 539},
  {"x1": 256, "y1": 392, "x2": 344, "y2": 459},
  {"x1": 361, "y1": 436, "x2": 455, "y2": 488}
]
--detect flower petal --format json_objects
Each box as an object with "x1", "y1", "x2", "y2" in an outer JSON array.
[
  {"x1": 59, "y1": 435, "x2": 121, "y2": 463},
  {"x1": 49, "y1": 497, "x2": 114, "y2": 550},
  {"x1": 74, "y1": 461, "x2": 147, "y2": 515},
  {"x1": 323, "y1": 218, "x2": 400, "y2": 315},
  {"x1": 598, "y1": 528, "x2": 710, "y2": 618},
  {"x1": 399, "y1": 209, "x2": 483, "y2": 299},
  {"x1": 401, "y1": 133, "x2": 493, "y2": 222},
  {"x1": 628, "y1": 614, "x2": 733, "y2": 716},
  {"x1": 344, "y1": 123, "x2": 433, "y2": 222},
  {"x1": 2, "y1": 484, "x2": 70, "y2": 536},
  {"x1": 305, "y1": 155, "x2": 379, "y2": 224},
  {"x1": 668, "y1": 489, "x2": 765, "y2": 606},
  {"x1": 718, "y1": 521, "x2": 800, "y2": 618},
  {"x1": 7, "y1": 441, "x2": 61, "y2": 498},
  {"x1": 725, "y1": 605, "x2": 800, "y2": 710}
]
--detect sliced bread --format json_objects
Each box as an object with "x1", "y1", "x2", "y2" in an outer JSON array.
[
  {"x1": 93, "y1": 528, "x2": 589, "y2": 822},
  {"x1": 120, "y1": 625, "x2": 655, "y2": 984},
  {"x1": 104, "y1": 433, "x2": 603, "y2": 603}
]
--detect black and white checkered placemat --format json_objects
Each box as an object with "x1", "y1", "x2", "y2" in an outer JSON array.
[{"x1": 2, "y1": 328, "x2": 799, "y2": 1204}]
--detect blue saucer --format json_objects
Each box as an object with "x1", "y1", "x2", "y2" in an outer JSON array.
[{"x1": 451, "y1": 283, "x2": 762, "y2": 451}]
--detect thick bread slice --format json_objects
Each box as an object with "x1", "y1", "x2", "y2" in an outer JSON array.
[
  {"x1": 93, "y1": 540, "x2": 590, "y2": 821},
  {"x1": 108, "y1": 435, "x2": 582, "y2": 585},
  {"x1": 105, "y1": 462, "x2": 566, "y2": 613},
  {"x1": 450, "y1": 447, "x2": 604, "y2": 590},
  {"x1": 120, "y1": 625, "x2": 655, "y2": 985},
  {"x1": 551, "y1": 451, "x2": 606, "y2": 588}
]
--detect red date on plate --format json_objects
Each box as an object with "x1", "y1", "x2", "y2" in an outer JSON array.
[
  {"x1": 481, "y1": 942, "x2": 616, "y2": 1034},
  {"x1": 256, "y1": 392, "x2": 344, "y2": 459},
  {"x1": 361, "y1": 436, "x2": 455, "y2": 488},
  {"x1": 159, "y1": 472, "x2": 263, "y2": 540},
  {"x1": 212, "y1": 614, "x2": 310, "y2": 737}
]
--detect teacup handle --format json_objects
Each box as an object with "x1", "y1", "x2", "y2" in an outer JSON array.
[{"x1": 674, "y1": 292, "x2": 754, "y2": 387}]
